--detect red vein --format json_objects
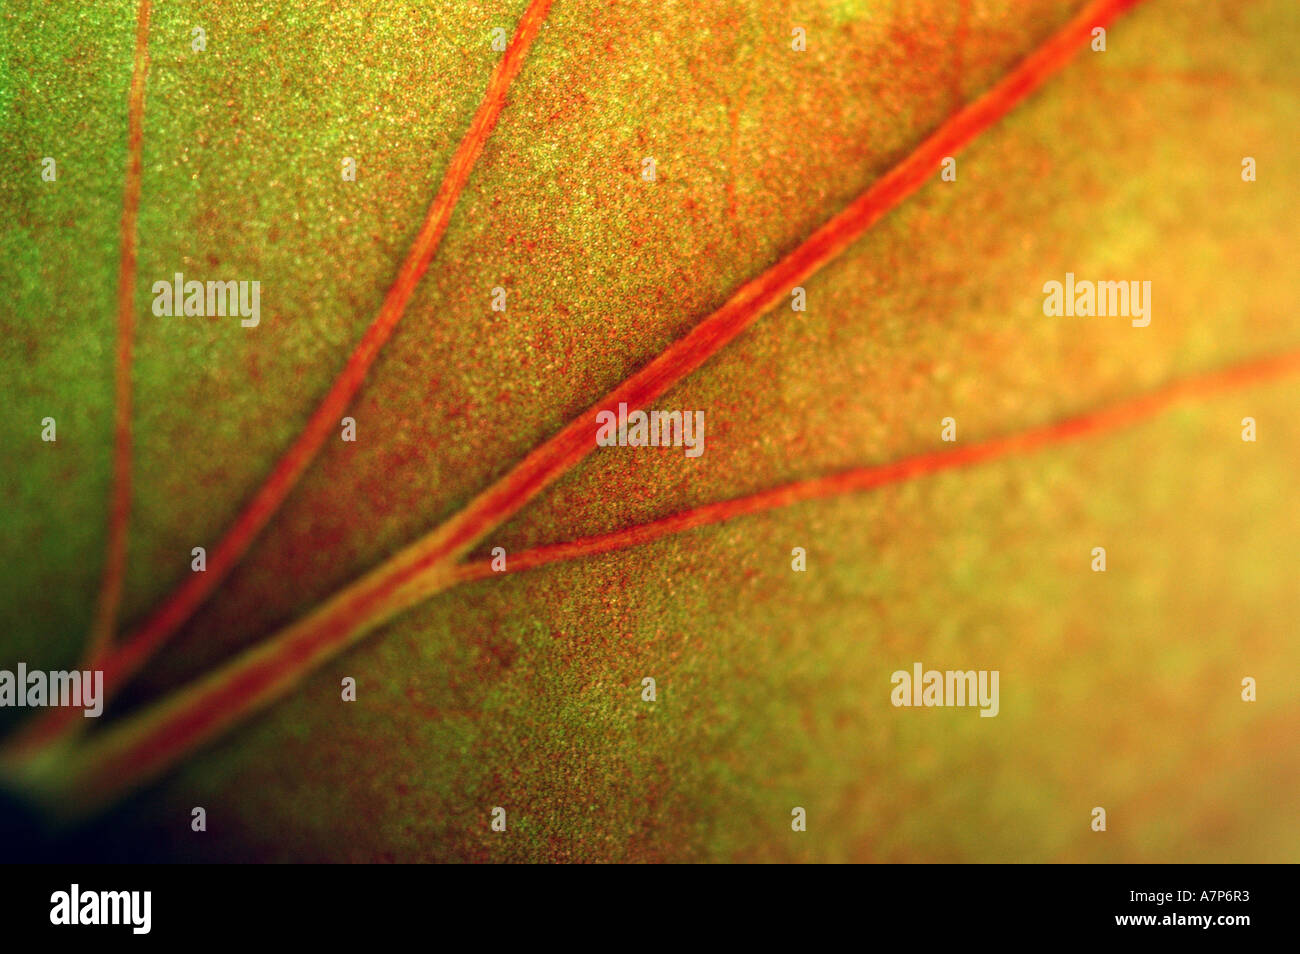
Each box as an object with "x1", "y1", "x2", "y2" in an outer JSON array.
[
  {"x1": 7, "y1": 0, "x2": 555, "y2": 757},
  {"x1": 21, "y1": 346, "x2": 1300, "y2": 815},
  {"x1": 230, "y1": 0, "x2": 1151, "y2": 618},
  {"x1": 451, "y1": 349, "x2": 1300, "y2": 584},
  {"x1": 382, "y1": 0, "x2": 1150, "y2": 575},
  {"x1": 87, "y1": 0, "x2": 153, "y2": 665},
  {"x1": 2, "y1": 0, "x2": 1152, "y2": 803}
]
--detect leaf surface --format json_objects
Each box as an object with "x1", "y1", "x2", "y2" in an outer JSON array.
[{"x1": 1, "y1": 0, "x2": 1297, "y2": 861}]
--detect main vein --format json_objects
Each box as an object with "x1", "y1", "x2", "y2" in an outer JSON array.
[{"x1": 5, "y1": 0, "x2": 1148, "y2": 809}]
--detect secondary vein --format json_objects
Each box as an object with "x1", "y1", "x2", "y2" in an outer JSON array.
[{"x1": 86, "y1": 0, "x2": 154, "y2": 666}]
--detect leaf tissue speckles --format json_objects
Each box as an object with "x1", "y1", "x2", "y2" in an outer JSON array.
[{"x1": 1, "y1": 0, "x2": 1299, "y2": 864}]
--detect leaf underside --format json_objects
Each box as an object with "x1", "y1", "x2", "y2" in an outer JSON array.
[{"x1": 1, "y1": 0, "x2": 1297, "y2": 861}]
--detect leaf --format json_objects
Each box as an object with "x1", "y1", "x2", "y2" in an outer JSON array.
[{"x1": 1, "y1": 0, "x2": 1298, "y2": 861}]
